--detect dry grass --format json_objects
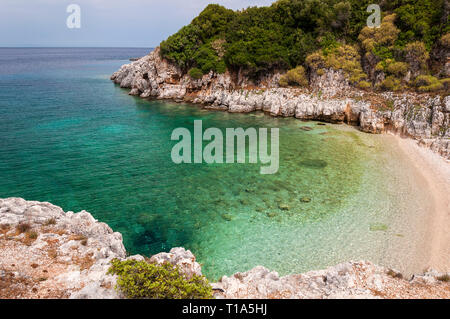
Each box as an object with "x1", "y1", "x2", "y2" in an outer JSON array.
[
  {"x1": 0, "y1": 268, "x2": 36, "y2": 299},
  {"x1": 44, "y1": 218, "x2": 57, "y2": 226},
  {"x1": 72, "y1": 252, "x2": 94, "y2": 271},
  {"x1": 437, "y1": 274, "x2": 450, "y2": 282},
  {"x1": 0, "y1": 224, "x2": 10, "y2": 239},
  {"x1": 47, "y1": 248, "x2": 58, "y2": 259},
  {"x1": 387, "y1": 269, "x2": 403, "y2": 279},
  {"x1": 22, "y1": 230, "x2": 39, "y2": 246},
  {"x1": 16, "y1": 222, "x2": 31, "y2": 234},
  {"x1": 68, "y1": 234, "x2": 88, "y2": 241}
]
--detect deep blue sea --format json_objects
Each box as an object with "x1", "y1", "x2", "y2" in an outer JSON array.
[{"x1": 0, "y1": 48, "x2": 433, "y2": 279}]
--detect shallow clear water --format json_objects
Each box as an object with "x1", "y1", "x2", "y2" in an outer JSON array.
[{"x1": 0, "y1": 48, "x2": 433, "y2": 279}]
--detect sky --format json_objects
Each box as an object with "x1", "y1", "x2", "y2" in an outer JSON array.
[{"x1": 0, "y1": 0, "x2": 273, "y2": 47}]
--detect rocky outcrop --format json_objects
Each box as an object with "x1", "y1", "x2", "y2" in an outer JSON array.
[
  {"x1": 212, "y1": 262, "x2": 450, "y2": 299},
  {"x1": 1, "y1": 198, "x2": 449, "y2": 299},
  {"x1": 150, "y1": 247, "x2": 202, "y2": 280},
  {"x1": 0, "y1": 197, "x2": 125, "y2": 299},
  {"x1": 111, "y1": 48, "x2": 450, "y2": 160},
  {"x1": 0, "y1": 198, "x2": 203, "y2": 299}
]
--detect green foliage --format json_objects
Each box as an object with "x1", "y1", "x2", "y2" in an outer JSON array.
[
  {"x1": 160, "y1": 0, "x2": 376, "y2": 75},
  {"x1": 414, "y1": 75, "x2": 444, "y2": 92},
  {"x1": 377, "y1": 76, "x2": 403, "y2": 92},
  {"x1": 188, "y1": 68, "x2": 204, "y2": 80},
  {"x1": 108, "y1": 259, "x2": 213, "y2": 299},
  {"x1": 359, "y1": 14, "x2": 400, "y2": 53},
  {"x1": 357, "y1": 80, "x2": 371, "y2": 90},
  {"x1": 279, "y1": 66, "x2": 308, "y2": 87},
  {"x1": 160, "y1": 24, "x2": 202, "y2": 70},
  {"x1": 404, "y1": 41, "x2": 429, "y2": 73},
  {"x1": 159, "y1": 0, "x2": 448, "y2": 89},
  {"x1": 385, "y1": 0, "x2": 448, "y2": 49},
  {"x1": 306, "y1": 44, "x2": 367, "y2": 84},
  {"x1": 386, "y1": 61, "x2": 408, "y2": 77}
]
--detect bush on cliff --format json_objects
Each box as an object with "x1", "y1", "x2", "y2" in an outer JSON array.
[
  {"x1": 279, "y1": 66, "x2": 308, "y2": 87},
  {"x1": 377, "y1": 76, "x2": 403, "y2": 92},
  {"x1": 188, "y1": 68, "x2": 204, "y2": 80},
  {"x1": 108, "y1": 259, "x2": 213, "y2": 299},
  {"x1": 404, "y1": 41, "x2": 429, "y2": 74},
  {"x1": 386, "y1": 61, "x2": 408, "y2": 78},
  {"x1": 414, "y1": 75, "x2": 444, "y2": 92},
  {"x1": 305, "y1": 44, "x2": 367, "y2": 85}
]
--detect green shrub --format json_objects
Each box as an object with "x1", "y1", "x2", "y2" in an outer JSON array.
[
  {"x1": 279, "y1": 66, "x2": 308, "y2": 87},
  {"x1": 188, "y1": 68, "x2": 203, "y2": 80},
  {"x1": 306, "y1": 44, "x2": 366, "y2": 85},
  {"x1": 415, "y1": 75, "x2": 443, "y2": 92},
  {"x1": 108, "y1": 259, "x2": 213, "y2": 299},
  {"x1": 305, "y1": 51, "x2": 326, "y2": 70},
  {"x1": 358, "y1": 14, "x2": 400, "y2": 54},
  {"x1": 357, "y1": 80, "x2": 371, "y2": 90},
  {"x1": 404, "y1": 41, "x2": 429, "y2": 73},
  {"x1": 377, "y1": 76, "x2": 402, "y2": 92},
  {"x1": 388, "y1": 0, "x2": 447, "y2": 49},
  {"x1": 386, "y1": 61, "x2": 408, "y2": 78}
]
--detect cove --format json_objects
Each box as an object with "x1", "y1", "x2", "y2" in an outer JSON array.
[{"x1": 0, "y1": 48, "x2": 436, "y2": 280}]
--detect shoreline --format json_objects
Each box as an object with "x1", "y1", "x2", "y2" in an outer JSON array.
[
  {"x1": 111, "y1": 47, "x2": 450, "y2": 161},
  {"x1": 393, "y1": 134, "x2": 450, "y2": 273},
  {"x1": 1, "y1": 197, "x2": 449, "y2": 299}
]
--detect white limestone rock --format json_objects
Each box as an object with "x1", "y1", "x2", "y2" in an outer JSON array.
[{"x1": 149, "y1": 247, "x2": 202, "y2": 279}]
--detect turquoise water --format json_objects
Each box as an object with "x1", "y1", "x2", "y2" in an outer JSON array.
[{"x1": 0, "y1": 49, "x2": 433, "y2": 279}]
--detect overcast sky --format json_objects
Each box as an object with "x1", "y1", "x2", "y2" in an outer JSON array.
[{"x1": 0, "y1": 0, "x2": 273, "y2": 47}]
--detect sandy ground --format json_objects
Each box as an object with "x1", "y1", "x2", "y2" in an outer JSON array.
[{"x1": 393, "y1": 135, "x2": 450, "y2": 272}]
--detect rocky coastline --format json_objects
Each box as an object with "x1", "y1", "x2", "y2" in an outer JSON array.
[
  {"x1": 1, "y1": 198, "x2": 449, "y2": 299},
  {"x1": 111, "y1": 48, "x2": 449, "y2": 160}
]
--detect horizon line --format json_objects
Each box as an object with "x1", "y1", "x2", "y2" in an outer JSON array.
[{"x1": 0, "y1": 46, "x2": 155, "y2": 49}]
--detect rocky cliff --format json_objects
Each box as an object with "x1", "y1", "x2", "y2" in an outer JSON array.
[
  {"x1": 1, "y1": 198, "x2": 449, "y2": 299},
  {"x1": 111, "y1": 48, "x2": 450, "y2": 160}
]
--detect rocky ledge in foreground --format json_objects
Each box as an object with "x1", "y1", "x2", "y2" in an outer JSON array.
[
  {"x1": 111, "y1": 48, "x2": 449, "y2": 160},
  {"x1": 1, "y1": 198, "x2": 449, "y2": 299}
]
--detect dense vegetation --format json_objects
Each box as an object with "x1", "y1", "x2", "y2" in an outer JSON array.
[
  {"x1": 108, "y1": 259, "x2": 213, "y2": 299},
  {"x1": 160, "y1": 0, "x2": 449, "y2": 92}
]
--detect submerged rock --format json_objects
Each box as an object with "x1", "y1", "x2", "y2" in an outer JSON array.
[
  {"x1": 221, "y1": 213, "x2": 233, "y2": 222},
  {"x1": 370, "y1": 223, "x2": 389, "y2": 232},
  {"x1": 299, "y1": 159, "x2": 328, "y2": 169}
]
